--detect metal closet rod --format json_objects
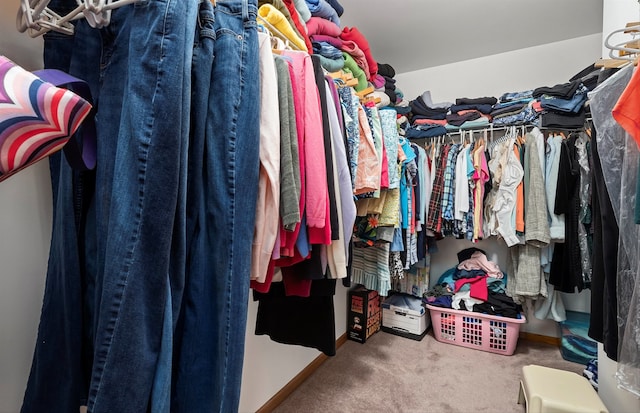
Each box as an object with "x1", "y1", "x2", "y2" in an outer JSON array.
[{"x1": 443, "y1": 124, "x2": 529, "y2": 137}]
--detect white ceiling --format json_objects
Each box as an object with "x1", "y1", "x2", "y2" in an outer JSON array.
[
  {"x1": 1, "y1": 0, "x2": 604, "y2": 74},
  {"x1": 338, "y1": 0, "x2": 604, "y2": 75}
]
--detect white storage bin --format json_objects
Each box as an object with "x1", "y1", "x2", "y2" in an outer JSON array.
[{"x1": 381, "y1": 293, "x2": 430, "y2": 340}]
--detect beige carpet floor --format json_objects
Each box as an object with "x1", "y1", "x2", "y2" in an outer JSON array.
[{"x1": 272, "y1": 329, "x2": 586, "y2": 413}]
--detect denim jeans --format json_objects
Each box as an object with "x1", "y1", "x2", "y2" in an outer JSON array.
[
  {"x1": 22, "y1": 1, "x2": 100, "y2": 411},
  {"x1": 172, "y1": 1, "x2": 260, "y2": 412},
  {"x1": 539, "y1": 84, "x2": 588, "y2": 113},
  {"x1": 87, "y1": 2, "x2": 197, "y2": 411},
  {"x1": 22, "y1": 0, "x2": 199, "y2": 412},
  {"x1": 22, "y1": 0, "x2": 86, "y2": 412}
]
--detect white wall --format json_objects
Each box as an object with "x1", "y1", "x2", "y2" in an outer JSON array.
[
  {"x1": 0, "y1": 2, "x2": 49, "y2": 412},
  {"x1": 598, "y1": 345, "x2": 640, "y2": 413},
  {"x1": 0, "y1": 163, "x2": 50, "y2": 413},
  {"x1": 597, "y1": 1, "x2": 640, "y2": 411},
  {"x1": 396, "y1": 34, "x2": 604, "y2": 104},
  {"x1": 602, "y1": 0, "x2": 640, "y2": 59}
]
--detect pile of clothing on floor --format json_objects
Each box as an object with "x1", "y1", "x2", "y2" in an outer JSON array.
[{"x1": 424, "y1": 247, "x2": 523, "y2": 319}]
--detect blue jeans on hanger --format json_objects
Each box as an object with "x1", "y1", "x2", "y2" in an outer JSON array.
[
  {"x1": 172, "y1": 0, "x2": 261, "y2": 412},
  {"x1": 21, "y1": 1, "x2": 98, "y2": 411},
  {"x1": 83, "y1": 1, "x2": 197, "y2": 411},
  {"x1": 22, "y1": 0, "x2": 199, "y2": 411}
]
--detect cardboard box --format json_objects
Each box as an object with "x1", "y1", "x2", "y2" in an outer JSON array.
[
  {"x1": 347, "y1": 284, "x2": 381, "y2": 343},
  {"x1": 382, "y1": 293, "x2": 430, "y2": 340}
]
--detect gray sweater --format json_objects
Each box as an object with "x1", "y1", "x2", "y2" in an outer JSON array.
[
  {"x1": 525, "y1": 130, "x2": 551, "y2": 247},
  {"x1": 274, "y1": 56, "x2": 301, "y2": 229}
]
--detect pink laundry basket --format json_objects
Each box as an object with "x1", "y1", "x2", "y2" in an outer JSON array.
[{"x1": 426, "y1": 304, "x2": 527, "y2": 356}]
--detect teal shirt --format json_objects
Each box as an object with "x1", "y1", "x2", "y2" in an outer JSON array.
[{"x1": 399, "y1": 138, "x2": 416, "y2": 229}]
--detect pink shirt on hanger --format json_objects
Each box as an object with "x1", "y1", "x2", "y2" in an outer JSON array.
[{"x1": 282, "y1": 50, "x2": 328, "y2": 231}]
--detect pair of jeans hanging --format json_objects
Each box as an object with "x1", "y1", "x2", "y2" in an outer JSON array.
[{"x1": 22, "y1": 0, "x2": 260, "y2": 412}]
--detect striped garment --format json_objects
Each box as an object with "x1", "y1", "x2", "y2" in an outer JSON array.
[
  {"x1": 0, "y1": 56, "x2": 91, "y2": 181},
  {"x1": 442, "y1": 144, "x2": 460, "y2": 221},
  {"x1": 351, "y1": 243, "x2": 392, "y2": 296}
]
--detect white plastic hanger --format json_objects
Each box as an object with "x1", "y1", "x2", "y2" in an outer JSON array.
[
  {"x1": 82, "y1": 0, "x2": 111, "y2": 29},
  {"x1": 17, "y1": 0, "x2": 81, "y2": 37},
  {"x1": 17, "y1": 0, "x2": 139, "y2": 37},
  {"x1": 604, "y1": 23, "x2": 640, "y2": 62}
]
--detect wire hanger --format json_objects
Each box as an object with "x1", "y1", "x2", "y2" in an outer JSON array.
[{"x1": 489, "y1": 125, "x2": 513, "y2": 151}]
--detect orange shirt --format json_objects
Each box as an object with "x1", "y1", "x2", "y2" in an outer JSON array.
[
  {"x1": 613, "y1": 66, "x2": 640, "y2": 148},
  {"x1": 514, "y1": 144, "x2": 525, "y2": 234}
]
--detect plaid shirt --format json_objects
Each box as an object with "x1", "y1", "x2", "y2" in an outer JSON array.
[{"x1": 426, "y1": 144, "x2": 450, "y2": 233}]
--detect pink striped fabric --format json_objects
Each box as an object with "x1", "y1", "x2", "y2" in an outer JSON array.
[{"x1": 0, "y1": 56, "x2": 92, "y2": 182}]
